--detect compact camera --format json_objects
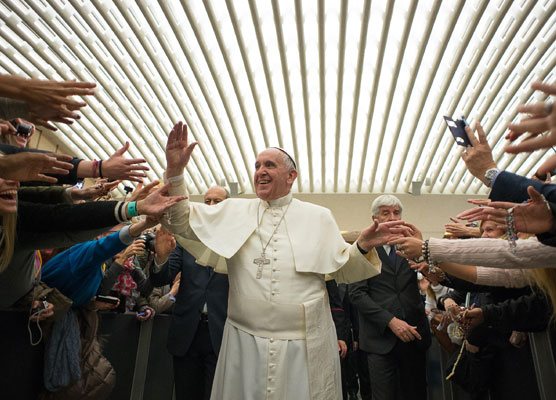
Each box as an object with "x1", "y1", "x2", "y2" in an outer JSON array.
[
  {"x1": 137, "y1": 231, "x2": 156, "y2": 252},
  {"x1": 10, "y1": 119, "x2": 33, "y2": 137}
]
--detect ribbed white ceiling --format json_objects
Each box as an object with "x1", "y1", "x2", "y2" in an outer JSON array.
[{"x1": 1, "y1": 0, "x2": 555, "y2": 195}]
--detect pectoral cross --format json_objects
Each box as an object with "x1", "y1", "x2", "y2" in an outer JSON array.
[{"x1": 253, "y1": 253, "x2": 270, "y2": 279}]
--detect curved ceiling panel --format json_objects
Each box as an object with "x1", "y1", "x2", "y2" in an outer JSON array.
[{"x1": 1, "y1": 0, "x2": 554, "y2": 195}]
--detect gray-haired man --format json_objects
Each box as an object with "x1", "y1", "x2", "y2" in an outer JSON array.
[{"x1": 349, "y1": 195, "x2": 431, "y2": 400}]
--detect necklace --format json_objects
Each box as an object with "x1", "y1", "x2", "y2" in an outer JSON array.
[{"x1": 253, "y1": 200, "x2": 291, "y2": 279}]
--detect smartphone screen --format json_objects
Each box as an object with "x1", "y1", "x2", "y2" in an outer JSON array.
[{"x1": 444, "y1": 116, "x2": 472, "y2": 147}]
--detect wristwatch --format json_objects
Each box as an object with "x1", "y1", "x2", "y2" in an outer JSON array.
[{"x1": 484, "y1": 168, "x2": 501, "y2": 188}]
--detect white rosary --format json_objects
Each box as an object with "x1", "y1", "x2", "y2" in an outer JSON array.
[{"x1": 253, "y1": 201, "x2": 291, "y2": 279}]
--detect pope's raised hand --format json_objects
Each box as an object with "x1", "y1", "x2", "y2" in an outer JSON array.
[{"x1": 165, "y1": 121, "x2": 198, "y2": 178}]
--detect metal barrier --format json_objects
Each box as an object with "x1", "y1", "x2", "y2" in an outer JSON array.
[{"x1": 100, "y1": 313, "x2": 556, "y2": 400}]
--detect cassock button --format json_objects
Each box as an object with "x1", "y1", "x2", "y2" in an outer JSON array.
[
  {"x1": 270, "y1": 338, "x2": 274, "y2": 343},
  {"x1": 273, "y1": 258, "x2": 277, "y2": 261},
  {"x1": 273, "y1": 239, "x2": 277, "y2": 242},
  {"x1": 267, "y1": 389, "x2": 272, "y2": 393}
]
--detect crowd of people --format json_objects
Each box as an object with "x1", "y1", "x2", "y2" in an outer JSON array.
[{"x1": 0, "y1": 68, "x2": 555, "y2": 400}]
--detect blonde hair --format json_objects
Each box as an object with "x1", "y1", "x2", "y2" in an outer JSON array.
[
  {"x1": 0, "y1": 213, "x2": 16, "y2": 273},
  {"x1": 527, "y1": 268, "x2": 556, "y2": 317}
]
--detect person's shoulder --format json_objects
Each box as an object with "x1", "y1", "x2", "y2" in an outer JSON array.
[{"x1": 292, "y1": 198, "x2": 331, "y2": 215}]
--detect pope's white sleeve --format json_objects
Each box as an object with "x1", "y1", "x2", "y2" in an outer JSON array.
[
  {"x1": 163, "y1": 175, "x2": 198, "y2": 240},
  {"x1": 330, "y1": 243, "x2": 382, "y2": 284}
]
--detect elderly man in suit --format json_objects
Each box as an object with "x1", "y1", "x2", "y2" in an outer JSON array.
[
  {"x1": 349, "y1": 195, "x2": 431, "y2": 400},
  {"x1": 150, "y1": 186, "x2": 230, "y2": 400}
]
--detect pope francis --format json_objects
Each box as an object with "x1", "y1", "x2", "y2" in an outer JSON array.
[{"x1": 160, "y1": 122, "x2": 411, "y2": 400}]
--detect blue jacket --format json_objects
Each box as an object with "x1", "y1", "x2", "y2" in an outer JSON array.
[{"x1": 42, "y1": 230, "x2": 130, "y2": 306}]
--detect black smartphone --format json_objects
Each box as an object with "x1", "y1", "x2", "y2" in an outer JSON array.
[
  {"x1": 444, "y1": 116, "x2": 472, "y2": 147},
  {"x1": 95, "y1": 295, "x2": 120, "y2": 305}
]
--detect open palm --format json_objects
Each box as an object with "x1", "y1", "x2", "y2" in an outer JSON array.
[{"x1": 165, "y1": 121, "x2": 197, "y2": 177}]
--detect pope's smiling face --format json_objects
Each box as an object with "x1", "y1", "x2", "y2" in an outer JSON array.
[{"x1": 254, "y1": 149, "x2": 297, "y2": 201}]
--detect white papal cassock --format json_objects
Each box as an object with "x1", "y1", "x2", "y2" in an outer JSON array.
[{"x1": 163, "y1": 176, "x2": 382, "y2": 400}]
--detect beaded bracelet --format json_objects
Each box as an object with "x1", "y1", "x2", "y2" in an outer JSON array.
[
  {"x1": 421, "y1": 239, "x2": 433, "y2": 264},
  {"x1": 427, "y1": 263, "x2": 446, "y2": 281},
  {"x1": 505, "y1": 207, "x2": 518, "y2": 254},
  {"x1": 421, "y1": 239, "x2": 445, "y2": 279}
]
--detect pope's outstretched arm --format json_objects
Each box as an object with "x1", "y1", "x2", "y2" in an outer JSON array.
[
  {"x1": 161, "y1": 121, "x2": 198, "y2": 238},
  {"x1": 330, "y1": 219, "x2": 414, "y2": 283}
]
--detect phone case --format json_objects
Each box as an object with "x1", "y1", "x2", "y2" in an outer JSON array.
[{"x1": 444, "y1": 116, "x2": 472, "y2": 147}]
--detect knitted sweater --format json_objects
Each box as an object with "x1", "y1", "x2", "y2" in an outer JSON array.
[{"x1": 429, "y1": 237, "x2": 556, "y2": 269}]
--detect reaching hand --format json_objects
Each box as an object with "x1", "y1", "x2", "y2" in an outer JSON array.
[
  {"x1": 408, "y1": 260, "x2": 444, "y2": 284},
  {"x1": 444, "y1": 217, "x2": 481, "y2": 238},
  {"x1": 461, "y1": 122, "x2": 498, "y2": 185},
  {"x1": 136, "y1": 183, "x2": 187, "y2": 218},
  {"x1": 0, "y1": 119, "x2": 16, "y2": 135},
  {"x1": 356, "y1": 220, "x2": 414, "y2": 251},
  {"x1": 71, "y1": 179, "x2": 120, "y2": 201},
  {"x1": 461, "y1": 307, "x2": 484, "y2": 330},
  {"x1": 102, "y1": 142, "x2": 149, "y2": 183},
  {"x1": 388, "y1": 317, "x2": 421, "y2": 342},
  {"x1": 165, "y1": 121, "x2": 197, "y2": 178},
  {"x1": 8, "y1": 77, "x2": 96, "y2": 130},
  {"x1": 128, "y1": 181, "x2": 159, "y2": 202},
  {"x1": 535, "y1": 153, "x2": 556, "y2": 180},
  {"x1": 458, "y1": 186, "x2": 553, "y2": 234},
  {"x1": 389, "y1": 236, "x2": 424, "y2": 259},
  {"x1": 154, "y1": 227, "x2": 176, "y2": 264},
  {"x1": 120, "y1": 240, "x2": 146, "y2": 262},
  {"x1": 0, "y1": 152, "x2": 73, "y2": 183},
  {"x1": 505, "y1": 81, "x2": 556, "y2": 153},
  {"x1": 402, "y1": 222, "x2": 423, "y2": 240}
]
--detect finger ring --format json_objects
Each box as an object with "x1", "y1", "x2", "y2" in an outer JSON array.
[{"x1": 545, "y1": 101, "x2": 554, "y2": 115}]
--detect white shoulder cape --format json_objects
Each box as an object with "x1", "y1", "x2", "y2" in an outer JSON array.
[{"x1": 181, "y1": 197, "x2": 366, "y2": 275}]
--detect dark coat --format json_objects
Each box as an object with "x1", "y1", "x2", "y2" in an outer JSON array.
[
  {"x1": 349, "y1": 246, "x2": 431, "y2": 354},
  {"x1": 149, "y1": 244, "x2": 229, "y2": 356},
  {"x1": 489, "y1": 171, "x2": 556, "y2": 246}
]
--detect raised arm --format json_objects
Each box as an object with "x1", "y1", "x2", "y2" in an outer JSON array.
[
  {"x1": 0, "y1": 74, "x2": 96, "y2": 130},
  {"x1": 161, "y1": 122, "x2": 199, "y2": 238}
]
